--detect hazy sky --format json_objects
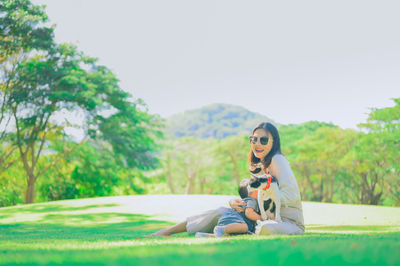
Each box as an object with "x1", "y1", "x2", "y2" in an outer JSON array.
[{"x1": 33, "y1": 0, "x2": 400, "y2": 129}]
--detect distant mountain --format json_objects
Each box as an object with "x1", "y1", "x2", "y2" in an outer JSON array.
[{"x1": 165, "y1": 103, "x2": 279, "y2": 139}]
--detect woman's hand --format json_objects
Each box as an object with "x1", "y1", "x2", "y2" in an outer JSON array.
[{"x1": 229, "y1": 199, "x2": 246, "y2": 213}]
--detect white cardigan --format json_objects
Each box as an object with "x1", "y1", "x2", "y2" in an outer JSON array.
[{"x1": 267, "y1": 154, "x2": 302, "y2": 208}]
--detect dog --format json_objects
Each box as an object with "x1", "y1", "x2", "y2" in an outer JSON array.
[{"x1": 248, "y1": 173, "x2": 282, "y2": 224}]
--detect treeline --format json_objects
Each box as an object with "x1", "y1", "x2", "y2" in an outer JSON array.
[
  {"x1": 0, "y1": 0, "x2": 162, "y2": 206},
  {"x1": 148, "y1": 101, "x2": 400, "y2": 206}
]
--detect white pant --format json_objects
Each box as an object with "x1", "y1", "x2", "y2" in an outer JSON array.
[
  {"x1": 186, "y1": 206, "x2": 304, "y2": 235},
  {"x1": 255, "y1": 219, "x2": 304, "y2": 235}
]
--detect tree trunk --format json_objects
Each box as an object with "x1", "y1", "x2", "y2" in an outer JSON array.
[
  {"x1": 199, "y1": 178, "x2": 205, "y2": 194},
  {"x1": 319, "y1": 179, "x2": 324, "y2": 202},
  {"x1": 359, "y1": 172, "x2": 383, "y2": 205},
  {"x1": 21, "y1": 149, "x2": 36, "y2": 204},
  {"x1": 166, "y1": 172, "x2": 176, "y2": 194},
  {"x1": 370, "y1": 192, "x2": 382, "y2": 205},
  {"x1": 327, "y1": 170, "x2": 335, "y2": 202},
  {"x1": 229, "y1": 154, "x2": 241, "y2": 186},
  {"x1": 166, "y1": 153, "x2": 176, "y2": 194},
  {"x1": 25, "y1": 175, "x2": 35, "y2": 204},
  {"x1": 300, "y1": 180, "x2": 307, "y2": 200},
  {"x1": 185, "y1": 170, "x2": 196, "y2": 194},
  {"x1": 301, "y1": 165, "x2": 319, "y2": 201}
]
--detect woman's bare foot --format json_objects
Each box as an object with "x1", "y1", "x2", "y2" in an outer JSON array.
[
  {"x1": 144, "y1": 228, "x2": 171, "y2": 238},
  {"x1": 144, "y1": 221, "x2": 188, "y2": 238}
]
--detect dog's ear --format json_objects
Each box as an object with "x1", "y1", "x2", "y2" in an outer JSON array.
[
  {"x1": 250, "y1": 180, "x2": 260, "y2": 188},
  {"x1": 249, "y1": 175, "x2": 259, "y2": 187},
  {"x1": 250, "y1": 167, "x2": 262, "y2": 174}
]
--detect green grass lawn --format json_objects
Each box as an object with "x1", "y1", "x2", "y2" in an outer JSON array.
[{"x1": 1, "y1": 195, "x2": 399, "y2": 265}]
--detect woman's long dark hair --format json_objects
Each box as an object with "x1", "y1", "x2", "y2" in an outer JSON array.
[{"x1": 248, "y1": 122, "x2": 282, "y2": 173}]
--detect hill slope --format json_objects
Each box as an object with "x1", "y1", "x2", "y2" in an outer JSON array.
[{"x1": 166, "y1": 103, "x2": 278, "y2": 139}]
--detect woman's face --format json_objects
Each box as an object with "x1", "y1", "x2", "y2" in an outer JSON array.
[{"x1": 251, "y1": 128, "x2": 273, "y2": 160}]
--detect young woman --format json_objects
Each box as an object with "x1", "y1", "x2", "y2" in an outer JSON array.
[{"x1": 148, "y1": 122, "x2": 304, "y2": 236}]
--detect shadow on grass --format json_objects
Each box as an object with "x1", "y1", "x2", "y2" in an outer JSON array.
[
  {"x1": 0, "y1": 203, "x2": 120, "y2": 214},
  {"x1": 0, "y1": 213, "x2": 174, "y2": 241},
  {"x1": 0, "y1": 214, "x2": 10, "y2": 220}
]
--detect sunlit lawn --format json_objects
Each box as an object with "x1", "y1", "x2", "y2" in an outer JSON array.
[{"x1": 1, "y1": 195, "x2": 400, "y2": 265}]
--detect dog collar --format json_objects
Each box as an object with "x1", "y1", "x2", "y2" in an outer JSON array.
[{"x1": 262, "y1": 174, "x2": 272, "y2": 190}]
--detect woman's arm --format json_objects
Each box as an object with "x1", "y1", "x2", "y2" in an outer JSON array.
[
  {"x1": 245, "y1": 207, "x2": 262, "y2": 221},
  {"x1": 269, "y1": 155, "x2": 301, "y2": 207}
]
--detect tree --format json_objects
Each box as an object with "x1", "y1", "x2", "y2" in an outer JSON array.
[
  {"x1": 216, "y1": 135, "x2": 249, "y2": 186},
  {"x1": 149, "y1": 135, "x2": 253, "y2": 196},
  {"x1": 279, "y1": 122, "x2": 339, "y2": 202},
  {"x1": 0, "y1": 0, "x2": 53, "y2": 176},
  {"x1": 340, "y1": 132, "x2": 386, "y2": 205},
  {"x1": 356, "y1": 98, "x2": 400, "y2": 205},
  {"x1": 152, "y1": 137, "x2": 218, "y2": 194},
  {"x1": 294, "y1": 126, "x2": 357, "y2": 202},
  {"x1": 8, "y1": 43, "x2": 161, "y2": 203}
]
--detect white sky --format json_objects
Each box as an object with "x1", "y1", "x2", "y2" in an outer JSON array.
[{"x1": 33, "y1": 0, "x2": 400, "y2": 129}]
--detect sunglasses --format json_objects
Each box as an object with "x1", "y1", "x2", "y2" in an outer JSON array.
[{"x1": 249, "y1": 136, "x2": 269, "y2": 145}]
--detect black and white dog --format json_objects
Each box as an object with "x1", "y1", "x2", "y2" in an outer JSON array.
[{"x1": 248, "y1": 173, "x2": 281, "y2": 223}]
